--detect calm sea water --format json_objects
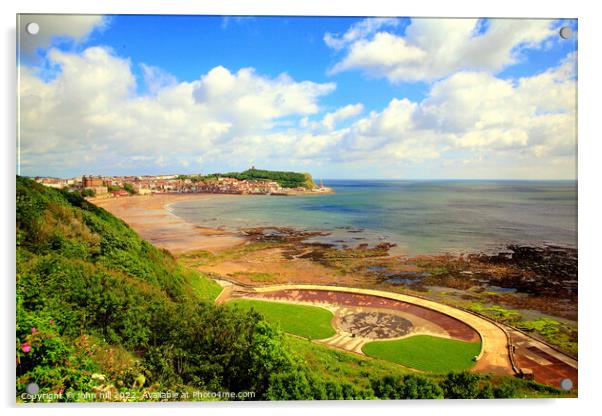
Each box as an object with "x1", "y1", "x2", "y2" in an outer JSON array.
[{"x1": 169, "y1": 180, "x2": 577, "y2": 256}]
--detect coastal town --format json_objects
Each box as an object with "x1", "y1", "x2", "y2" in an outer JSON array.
[{"x1": 32, "y1": 170, "x2": 331, "y2": 198}]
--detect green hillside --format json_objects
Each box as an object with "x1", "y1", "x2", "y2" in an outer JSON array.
[
  {"x1": 16, "y1": 176, "x2": 302, "y2": 401},
  {"x1": 15, "y1": 177, "x2": 569, "y2": 401},
  {"x1": 206, "y1": 168, "x2": 317, "y2": 189}
]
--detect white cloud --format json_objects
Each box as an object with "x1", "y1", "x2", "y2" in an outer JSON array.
[
  {"x1": 415, "y1": 71, "x2": 517, "y2": 134},
  {"x1": 322, "y1": 103, "x2": 364, "y2": 130},
  {"x1": 18, "y1": 46, "x2": 336, "y2": 175},
  {"x1": 299, "y1": 53, "x2": 576, "y2": 176},
  {"x1": 19, "y1": 14, "x2": 108, "y2": 56},
  {"x1": 193, "y1": 66, "x2": 335, "y2": 133},
  {"x1": 420, "y1": 53, "x2": 577, "y2": 157},
  {"x1": 324, "y1": 18, "x2": 400, "y2": 50},
  {"x1": 330, "y1": 98, "x2": 446, "y2": 163},
  {"x1": 327, "y1": 18, "x2": 558, "y2": 82},
  {"x1": 18, "y1": 45, "x2": 576, "y2": 179},
  {"x1": 140, "y1": 63, "x2": 178, "y2": 95},
  {"x1": 301, "y1": 103, "x2": 364, "y2": 132}
]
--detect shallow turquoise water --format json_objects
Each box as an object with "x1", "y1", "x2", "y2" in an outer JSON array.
[{"x1": 169, "y1": 180, "x2": 577, "y2": 255}]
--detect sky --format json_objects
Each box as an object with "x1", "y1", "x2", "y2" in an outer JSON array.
[{"x1": 17, "y1": 15, "x2": 578, "y2": 179}]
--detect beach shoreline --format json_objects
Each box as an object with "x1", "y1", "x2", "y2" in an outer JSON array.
[
  {"x1": 90, "y1": 192, "x2": 578, "y2": 361},
  {"x1": 92, "y1": 193, "x2": 247, "y2": 254}
]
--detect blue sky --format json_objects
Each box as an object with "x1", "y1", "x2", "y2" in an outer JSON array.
[{"x1": 18, "y1": 15, "x2": 577, "y2": 179}]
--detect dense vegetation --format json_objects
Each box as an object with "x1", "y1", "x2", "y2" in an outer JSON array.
[
  {"x1": 362, "y1": 335, "x2": 481, "y2": 373},
  {"x1": 16, "y1": 177, "x2": 570, "y2": 401},
  {"x1": 284, "y1": 337, "x2": 569, "y2": 400},
  {"x1": 227, "y1": 299, "x2": 336, "y2": 340},
  {"x1": 16, "y1": 176, "x2": 300, "y2": 401},
  {"x1": 179, "y1": 168, "x2": 317, "y2": 189}
]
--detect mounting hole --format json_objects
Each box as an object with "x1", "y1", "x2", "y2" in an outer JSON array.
[
  {"x1": 559, "y1": 26, "x2": 573, "y2": 40},
  {"x1": 26, "y1": 22, "x2": 40, "y2": 35},
  {"x1": 560, "y1": 378, "x2": 573, "y2": 390},
  {"x1": 25, "y1": 382, "x2": 40, "y2": 394}
]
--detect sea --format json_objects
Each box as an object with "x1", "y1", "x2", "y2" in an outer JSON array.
[{"x1": 169, "y1": 180, "x2": 578, "y2": 256}]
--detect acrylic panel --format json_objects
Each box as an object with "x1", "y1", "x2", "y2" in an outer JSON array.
[{"x1": 16, "y1": 14, "x2": 578, "y2": 402}]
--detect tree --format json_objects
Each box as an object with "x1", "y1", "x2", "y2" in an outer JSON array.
[
  {"x1": 81, "y1": 188, "x2": 95, "y2": 197},
  {"x1": 371, "y1": 374, "x2": 442, "y2": 399},
  {"x1": 245, "y1": 321, "x2": 296, "y2": 397},
  {"x1": 398, "y1": 374, "x2": 443, "y2": 399},
  {"x1": 123, "y1": 183, "x2": 135, "y2": 194},
  {"x1": 441, "y1": 372, "x2": 482, "y2": 399},
  {"x1": 265, "y1": 369, "x2": 314, "y2": 400},
  {"x1": 493, "y1": 381, "x2": 518, "y2": 398}
]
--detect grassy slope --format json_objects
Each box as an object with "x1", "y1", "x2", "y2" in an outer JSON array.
[
  {"x1": 17, "y1": 176, "x2": 219, "y2": 305},
  {"x1": 362, "y1": 335, "x2": 481, "y2": 373},
  {"x1": 227, "y1": 299, "x2": 336, "y2": 340},
  {"x1": 188, "y1": 271, "x2": 223, "y2": 301},
  {"x1": 16, "y1": 177, "x2": 285, "y2": 400},
  {"x1": 285, "y1": 336, "x2": 412, "y2": 389},
  {"x1": 286, "y1": 335, "x2": 571, "y2": 398}
]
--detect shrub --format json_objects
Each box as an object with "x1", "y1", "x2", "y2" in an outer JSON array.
[
  {"x1": 81, "y1": 188, "x2": 95, "y2": 197},
  {"x1": 493, "y1": 380, "x2": 518, "y2": 398},
  {"x1": 371, "y1": 375, "x2": 443, "y2": 399},
  {"x1": 16, "y1": 176, "x2": 309, "y2": 401},
  {"x1": 265, "y1": 369, "x2": 314, "y2": 400},
  {"x1": 441, "y1": 372, "x2": 482, "y2": 399}
]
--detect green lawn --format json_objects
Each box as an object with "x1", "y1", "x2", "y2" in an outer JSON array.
[
  {"x1": 227, "y1": 298, "x2": 336, "y2": 339},
  {"x1": 362, "y1": 335, "x2": 481, "y2": 373}
]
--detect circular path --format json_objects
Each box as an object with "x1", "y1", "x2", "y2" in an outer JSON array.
[
  {"x1": 338, "y1": 311, "x2": 414, "y2": 339},
  {"x1": 217, "y1": 283, "x2": 578, "y2": 388},
  {"x1": 239, "y1": 284, "x2": 514, "y2": 375}
]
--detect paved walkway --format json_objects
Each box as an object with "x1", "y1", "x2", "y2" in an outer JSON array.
[
  {"x1": 321, "y1": 332, "x2": 367, "y2": 354},
  {"x1": 507, "y1": 327, "x2": 578, "y2": 389}
]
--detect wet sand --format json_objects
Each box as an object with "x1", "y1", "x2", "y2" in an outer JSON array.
[
  {"x1": 90, "y1": 194, "x2": 577, "y2": 389},
  {"x1": 92, "y1": 194, "x2": 246, "y2": 254}
]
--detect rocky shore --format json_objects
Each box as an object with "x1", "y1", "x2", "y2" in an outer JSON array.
[{"x1": 91, "y1": 196, "x2": 578, "y2": 357}]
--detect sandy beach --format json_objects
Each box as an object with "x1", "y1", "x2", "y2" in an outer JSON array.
[
  {"x1": 91, "y1": 193, "x2": 372, "y2": 285},
  {"x1": 89, "y1": 191, "x2": 578, "y2": 390},
  {"x1": 92, "y1": 194, "x2": 246, "y2": 254}
]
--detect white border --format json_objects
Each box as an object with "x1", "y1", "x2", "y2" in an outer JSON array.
[
  {"x1": 5, "y1": 0, "x2": 583, "y2": 18},
  {"x1": 3, "y1": 1, "x2": 600, "y2": 416}
]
